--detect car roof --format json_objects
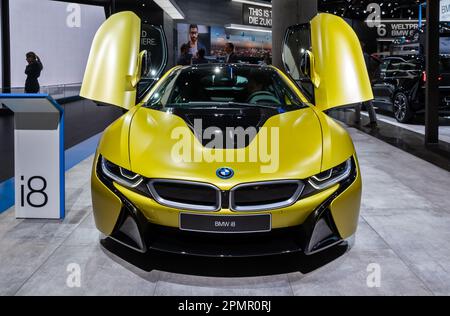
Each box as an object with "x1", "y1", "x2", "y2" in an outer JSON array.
[{"x1": 382, "y1": 56, "x2": 421, "y2": 62}]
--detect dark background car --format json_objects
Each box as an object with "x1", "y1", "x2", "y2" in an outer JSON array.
[{"x1": 372, "y1": 55, "x2": 450, "y2": 123}]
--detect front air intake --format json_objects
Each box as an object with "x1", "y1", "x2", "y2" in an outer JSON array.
[
  {"x1": 147, "y1": 179, "x2": 221, "y2": 212},
  {"x1": 230, "y1": 180, "x2": 304, "y2": 212}
]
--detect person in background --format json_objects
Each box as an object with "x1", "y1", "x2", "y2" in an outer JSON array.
[
  {"x1": 24, "y1": 52, "x2": 43, "y2": 93},
  {"x1": 245, "y1": 70, "x2": 277, "y2": 104},
  {"x1": 187, "y1": 24, "x2": 206, "y2": 58},
  {"x1": 177, "y1": 44, "x2": 192, "y2": 66},
  {"x1": 260, "y1": 52, "x2": 272, "y2": 66},
  {"x1": 192, "y1": 48, "x2": 209, "y2": 65},
  {"x1": 225, "y1": 43, "x2": 238, "y2": 64},
  {"x1": 354, "y1": 41, "x2": 378, "y2": 128}
]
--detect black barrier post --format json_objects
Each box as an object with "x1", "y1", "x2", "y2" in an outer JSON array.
[
  {"x1": 1, "y1": 0, "x2": 11, "y2": 93},
  {"x1": 425, "y1": 0, "x2": 440, "y2": 145}
]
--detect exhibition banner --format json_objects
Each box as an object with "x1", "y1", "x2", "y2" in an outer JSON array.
[{"x1": 242, "y1": 4, "x2": 272, "y2": 28}]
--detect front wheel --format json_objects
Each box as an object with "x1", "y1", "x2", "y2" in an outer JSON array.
[{"x1": 393, "y1": 92, "x2": 414, "y2": 123}]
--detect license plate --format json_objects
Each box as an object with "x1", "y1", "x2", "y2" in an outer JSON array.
[{"x1": 179, "y1": 213, "x2": 272, "y2": 233}]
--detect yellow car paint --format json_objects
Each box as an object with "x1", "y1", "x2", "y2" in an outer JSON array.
[
  {"x1": 310, "y1": 13, "x2": 374, "y2": 111},
  {"x1": 80, "y1": 11, "x2": 143, "y2": 110},
  {"x1": 313, "y1": 109, "x2": 357, "y2": 172},
  {"x1": 127, "y1": 106, "x2": 323, "y2": 189},
  {"x1": 97, "y1": 107, "x2": 139, "y2": 171},
  {"x1": 83, "y1": 11, "x2": 369, "y2": 254},
  {"x1": 330, "y1": 157, "x2": 362, "y2": 239},
  {"x1": 91, "y1": 160, "x2": 123, "y2": 235}
]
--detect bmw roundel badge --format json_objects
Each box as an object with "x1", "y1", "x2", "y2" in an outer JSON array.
[{"x1": 216, "y1": 167, "x2": 234, "y2": 179}]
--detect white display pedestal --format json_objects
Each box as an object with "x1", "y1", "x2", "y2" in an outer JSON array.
[{"x1": 0, "y1": 94, "x2": 65, "y2": 219}]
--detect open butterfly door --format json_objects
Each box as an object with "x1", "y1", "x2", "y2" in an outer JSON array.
[
  {"x1": 80, "y1": 11, "x2": 167, "y2": 110},
  {"x1": 282, "y1": 13, "x2": 373, "y2": 111}
]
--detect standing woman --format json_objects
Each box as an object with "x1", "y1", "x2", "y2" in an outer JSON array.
[{"x1": 24, "y1": 52, "x2": 43, "y2": 93}]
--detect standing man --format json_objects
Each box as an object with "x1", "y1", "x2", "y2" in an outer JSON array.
[
  {"x1": 224, "y1": 43, "x2": 238, "y2": 64},
  {"x1": 187, "y1": 24, "x2": 206, "y2": 58},
  {"x1": 177, "y1": 44, "x2": 192, "y2": 66}
]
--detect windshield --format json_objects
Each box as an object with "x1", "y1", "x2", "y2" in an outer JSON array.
[{"x1": 145, "y1": 65, "x2": 305, "y2": 111}]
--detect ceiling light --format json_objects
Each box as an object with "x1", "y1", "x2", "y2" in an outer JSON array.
[
  {"x1": 153, "y1": 0, "x2": 185, "y2": 20},
  {"x1": 231, "y1": 0, "x2": 272, "y2": 8},
  {"x1": 225, "y1": 24, "x2": 272, "y2": 33}
]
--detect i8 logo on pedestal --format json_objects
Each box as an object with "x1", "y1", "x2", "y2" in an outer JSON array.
[
  {"x1": 14, "y1": 127, "x2": 63, "y2": 219},
  {"x1": 20, "y1": 176, "x2": 48, "y2": 208},
  {"x1": 0, "y1": 94, "x2": 65, "y2": 219}
]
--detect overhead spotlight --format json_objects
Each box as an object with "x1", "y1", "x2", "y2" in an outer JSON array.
[
  {"x1": 231, "y1": 0, "x2": 272, "y2": 8},
  {"x1": 225, "y1": 24, "x2": 272, "y2": 33},
  {"x1": 153, "y1": 0, "x2": 185, "y2": 20}
]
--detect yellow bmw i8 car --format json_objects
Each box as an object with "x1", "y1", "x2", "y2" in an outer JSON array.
[{"x1": 80, "y1": 12, "x2": 372, "y2": 257}]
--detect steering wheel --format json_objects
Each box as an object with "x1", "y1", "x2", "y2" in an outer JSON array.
[{"x1": 247, "y1": 91, "x2": 281, "y2": 105}]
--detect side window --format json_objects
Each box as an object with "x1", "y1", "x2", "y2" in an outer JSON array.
[
  {"x1": 397, "y1": 60, "x2": 421, "y2": 78},
  {"x1": 146, "y1": 72, "x2": 178, "y2": 108},
  {"x1": 373, "y1": 60, "x2": 388, "y2": 80},
  {"x1": 282, "y1": 24, "x2": 314, "y2": 101},
  {"x1": 137, "y1": 25, "x2": 168, "y2": 101},
  {"x1": 380, "y1": 60, "x2": 390, "y2": 73},
  {"x1": 272, "y1": 75, "x2": 302, "y2": 108},
  {"x1": 440, "y1": 58, "x2": 450, "y2": 73},
  {"x1": 386, "y1": 60, "x2": 401, "y2": 78}
]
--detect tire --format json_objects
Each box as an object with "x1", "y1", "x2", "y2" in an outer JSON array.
[{"x1": 393, "y1": 92, "x2": 414, "y2": 123}]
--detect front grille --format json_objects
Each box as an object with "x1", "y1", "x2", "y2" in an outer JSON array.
[
  {"x1": 230, "y1": 180, "x2": 304, "y2": 212},
  {"x1": 147, "y1": 180, "x2": 221, "y2": 212},
  {"x1": 146, "y1": 179, "x2": 304, "y2": 213}
]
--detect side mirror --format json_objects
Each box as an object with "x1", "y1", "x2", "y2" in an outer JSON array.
[
  {"x1": 140, "y1": 50, "x2": 150, "y2": 78},
  {"x1": 300, "y1": 50, "x2": 320, "y2": 88},
  {"x1": 132, "y1": 50, "x2": 148, "y2": 86},
  {"x1": 300, "y1": 50, "x2": 312, "y2": 78}
]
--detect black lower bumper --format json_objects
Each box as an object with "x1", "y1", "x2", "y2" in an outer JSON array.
[
  {"x1": 107, "y1": 196, "x2": 344, "y2": 258},
  {"x1": 146, "y1": 224, "x2": 305, "y2": 257},
  {"x1": 100, "y1": 159, "x2": 357, "y2": 258}
]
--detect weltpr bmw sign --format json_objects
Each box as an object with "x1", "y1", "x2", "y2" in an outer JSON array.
[{"x1": 441, "y1": 0, "x2": 450, "y2": 22}]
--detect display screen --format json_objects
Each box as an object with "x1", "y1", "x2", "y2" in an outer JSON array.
[
  {"x1": 211, "y1": 26, "x2": 272, "y2": 62},
  {"x1": 176, "y1": 23, "x2": 272, "y2": 64},
  {"x1": 440, "y1": 37, "x2": 450, "y2": 55},
  {"x1": 177, "y1": 24, "x2": 211, "y2": 60}
]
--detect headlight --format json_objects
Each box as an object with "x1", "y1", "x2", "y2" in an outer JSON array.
[
  {"x1": 308, "y1": 158, "x2": 353, "y2": 190},
  {"x1": 100, "y1": 156, "x2": 144, "y2": 188}
]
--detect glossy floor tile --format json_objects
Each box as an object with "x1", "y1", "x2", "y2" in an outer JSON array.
[{"x1": 0, "y1": 127, "x2": 449, "y2": 296}]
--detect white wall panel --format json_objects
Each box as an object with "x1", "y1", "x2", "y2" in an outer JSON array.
[{"x1": 10, "y1": 0, "x2": 105, "y2": 88}]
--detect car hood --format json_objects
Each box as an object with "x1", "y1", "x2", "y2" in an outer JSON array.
[{"x1": 128, "y1": 106, "x2": 323, "y2": 190}]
